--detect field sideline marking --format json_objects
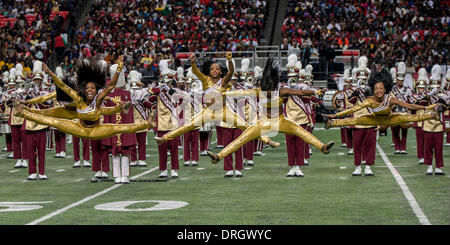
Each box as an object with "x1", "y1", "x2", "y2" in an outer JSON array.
[
  {"x1": 376, "y1": 143, "x2": 431, "y2": 225},
  {"x1": 26, "y1": 166, "x2": 159, "y2": 225}
]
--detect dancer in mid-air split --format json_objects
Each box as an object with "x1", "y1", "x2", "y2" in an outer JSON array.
[
  {"x1": 14, "y1": 57, "x2": 151, "y2": 140},
  {"x1": 154, "y1": 52, "x2": 280, "y2": 148},
  {"x1": 20, "y1": 61, "x2": 128, "y2": 119},
  {"x1": 323, "y1": 69, "x2": 443, "y2": 129},
  {"x1": 206, "y1": 57, "x2": 335, "y2": 164}
]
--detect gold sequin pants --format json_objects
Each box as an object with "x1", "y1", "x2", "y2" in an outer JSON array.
[
  {"x1": 216, "y1": 114, "x2": 325, "y2": 161},
  {"x1": 19, "y1": 110, "x2": 148, "y2": 140},
  {"x1": 160, "y1": 105, "x2": 273, "y2": 144},
  {"x1": 330, "y1": 112, "x2": 435, "y2": 127}
]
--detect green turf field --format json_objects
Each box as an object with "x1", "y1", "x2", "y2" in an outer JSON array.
[{"x1": 0, "y1": 128, "x2": 448, "y2": 225}]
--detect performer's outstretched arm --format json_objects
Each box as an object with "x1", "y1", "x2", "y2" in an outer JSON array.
[
  {"x1": 190, "y1": 54, "x2": 209, "y2": 88},
  {"x1": 220, "y1": 52, "x2": 234, "y2": 89},
  {"x1": 96, "y1": 57, "x2": 123, "y2": 107},
  {"x1": 390, "y1": 97, "x2": 437, "y2": 111},
  {"x1": 43, "y1": 64, "x2": 81, "y2": 104}
]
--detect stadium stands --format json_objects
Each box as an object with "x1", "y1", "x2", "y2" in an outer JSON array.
[{"x1": 281, "y1": 0, "x2": 449, "y2": 74}]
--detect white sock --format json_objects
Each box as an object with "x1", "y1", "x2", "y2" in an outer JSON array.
[
  {"x1": 112, "y1": 156, "x2": 121, "y2": 178},
  {"x1": 121, "y1": 155, "x2": 130, "y2": 177}
]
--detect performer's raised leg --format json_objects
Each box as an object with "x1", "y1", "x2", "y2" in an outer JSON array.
[{"x1": 279, "y1": 117, "x2": 333, "y2": 154}]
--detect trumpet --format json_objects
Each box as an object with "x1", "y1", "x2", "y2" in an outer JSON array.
[
  {"x1": 437, "y1": 88, "x2": 445, "y2": 97},
  {"x1": 244, "y1": 76, "x2": 254, "y2": 87},
  {"x1": 190, "y1": 80, "x2": 202, "y2": 93},
  {"x1": 158, "y1": 78, "x2": 167, "y2": 87},
  {"x1": 287, "y1": 77, "x2": 297, "y2": 87}
]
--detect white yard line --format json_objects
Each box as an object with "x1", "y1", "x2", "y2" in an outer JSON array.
[
  {"x1": 26, "y1": 166, "x2": 159, "y2": 225},
  {"x1": 376, "y1": 143, "x2": 431, "y2": 225}
]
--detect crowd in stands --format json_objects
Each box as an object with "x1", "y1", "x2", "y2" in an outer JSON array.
[
  {"x1": 59, "y1": 0, "x2": 268, "y2": 83},
  {"x1": 0, "y1": 0, "x2": 74, "y2": 80},
  {"x1": 281, "y1": 0, "x2": 449, "y2": 73}
]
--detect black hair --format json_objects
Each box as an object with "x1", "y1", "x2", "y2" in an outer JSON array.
[
  {"x1": 368, "y1": 68, "x2": 393, "y2": 94},
  {"x1": 75, "y1": 58, "x2": 107, "y2": 100},
  {"x1": 201, "y1": 59, "x2": 228, "y2": 78},
  {"x1": 260, "y1": 57, "x2": 280, "y2": 91},
  {"x1": 56, "y1": 76, "x2": 76, "y2": 102}
]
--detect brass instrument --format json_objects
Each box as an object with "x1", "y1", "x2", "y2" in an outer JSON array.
[{"x1": 244, "y1": 76, "x2": 254, "y2": 87}]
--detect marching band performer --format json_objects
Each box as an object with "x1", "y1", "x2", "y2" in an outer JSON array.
[
  {"x1": 52, "y1": 67, "x2": 67, "y2": 158},
  {"x1": 423, "y1": 65, "x2": 446, "y2": 175},
  {"x1": 154, "y1": 53, "x2": 280, "y2": 149},
  {"x1": 242, "y1": 64, "x2": 260, "y2": 167},
  {"x1": 154, "y1": 59, "x2": 182, "y2": 178},
  {"x1": 25, "y1": 61, "x2": 51, "y2": 180},
  {"x1": 183, "y1": 67, "x2": 212, "y2": 157},
  {"x1": 444, "y1": 69, "x2": 450, "y2": 147},
  {"x1": 1, "y1": 71, "x2": 13, "y2": 155},
  {"x1": 284, "y1": 54, "x2": 308, "y2": 177},
  {"x1": 129, "y1": 70, "x2": 151, "y2": 167},
  {"x1": 221, "y1": 59, "x2": 246, "y2": 177},
  {"x1": 302, "y1": 64, "x2": 317, "y2": 164},
  {"x1": 7, "y1": 67, "x2": 28, "y2": 168},
  {"x1": 409, "y1": 68, "x2": 430, "y2": 165},
  {"x1": 207, "y1": 57, "x2": 334, "y2": 164},
  {"x1": 390, "y1": 62, "x2": 412, "y2": 154},
  {"x1": 103, "y1": 63, "x2": 135, "y2": 184},
  {"x1": 339, "y1": 69, "x2": 353, "y2": 149},
  {"x1": 14, "y1": 57, "x2": 151, "y2": 140},
  {"x1": 179, "y1": 68, "x2": 202, "y2": 167}
]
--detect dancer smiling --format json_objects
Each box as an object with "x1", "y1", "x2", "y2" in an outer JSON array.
[
  {"x1": 323, "y1": 69, "x2": 443, "y2": 129},
  {"x1": 154, "y1": 52, "x2": 279, "y2": 148},
  {"x1": 14, "y1": 57, "x2": 151, "y2": 140}
]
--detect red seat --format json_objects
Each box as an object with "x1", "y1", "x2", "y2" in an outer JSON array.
[{"x1": 176, "y1": 53, "x2": 191, "y2": 59}]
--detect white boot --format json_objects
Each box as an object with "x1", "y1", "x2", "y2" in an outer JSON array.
[
  {"x1": 14, "y1": 159, "x2": 22, "y2": 168},
  {"x1": 130, "y1": 161, "x2": 138, "y2": 167},
  {"x1": 286, "y1": 166, "x2": 296, "y2": 177},
  {"x1": 170, "y1": 169, "x2": 179, "y2": 178},
  {"x1": 294, "y1": 165, "x2": 304, "y2": 177},
  {"x1": 27, "y1": 173, "x2": 37, "y2": 180},
  {"x1": 418, "y1": 158, "x2": 424, "y2": 165},
  {"x1": 73, "y1": 161, "x2": 81, "y2": 168},
  {"x1": 38, "y1": 174, "x2": 48, "y2": 180},
  {"x1": 304, "y1": 159, "x2": 309, "y2": 166},
  {"x1": 83, "y1": 160, "x2": 91, "y2": 167},
  {"x1": 60, "y1": 151, "x2": 66, "y2": 158},
  {"x1": 159, "y1": 170, "x2": 168, "y2": 178},
  {"x1": 224, "y1": 170, "x2": 234, "y2": 177},
  {"x1": 54, "y1": 152, "x2": 61, "y2": 158},
  {"x1": 434, "y1": 167, "x2": 445, "y2": 175},
  {"x1": 364, "y1": 165, "x2": 374, "y2": 176},
  {"x1": 235, "y1": 170, "x2": 243, "y2": 177},
  {"x1": 352, "y1": 165, "x2": 362, "y2": 176},
  {"x1": 101, "y1": 171, "x2": 109, "y2": 179},
  {"x1": 94, "y1": 171, "x2": 102, "y2": 178},
  {"x1": 184, "y1": 161, "x2": 191, "y2": 166},
  {"x1": 347, "y1": 148, "x2": 354, "y2": 155},
  {"x1": 138, "y1": 160, "x2": 147, "y2": 166},
  {"x1": 246, "y1": 160, "x2": 254, "y2": 166},
  {"x1": 21, "y1": 159, "x2": 28, "y2": 168},
  {"x1": 426, "y1": 165, "x2": 433, "y2": 175}
]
